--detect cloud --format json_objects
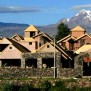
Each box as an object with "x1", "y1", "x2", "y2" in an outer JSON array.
[
  {"x1": 0, "y1": 6, "x2": 40, "y2": 13},
  {"x1": 71, "y1": 4, "x2": 91, "y2": 10},
  {"x1": 42, "y1": 8, "x2": 62, "y2": 14}
]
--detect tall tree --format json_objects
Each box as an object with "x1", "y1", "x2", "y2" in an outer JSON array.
[{"x1": 55, "y1": 22, "x2": 70, "y2": 41}]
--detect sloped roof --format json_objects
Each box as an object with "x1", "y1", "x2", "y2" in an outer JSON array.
[
  {"x1": 10, "y1": 34, "x2": 24, "y2": 41},
  {"x1": 0, "y1": 44, "x2": 8, "y2": 52},
  {"x1": 33, "y1": 32, "x2": 53, "y2": 41},
  {"x1": 75, "y1": 33, "x2": 91, "y2": 41},
  {"x1": 89, "y1": 33, "x2": 91, "y2": 37},
  {"x1": 0, "y1": 44, "x2": 26, "y2": 59},
  {"x1": 33, "y1": 42, "x2": 72, "y2": 60},
  {"x1": 70, "y1": 26, "x2": 85, "y2": 32},
  {"x1": 57, "y1": 35, "x2": 71, "y2": 43},
  {"x1": 68, "y1": 36, "x2": 76, "y2": 42},
  {"x1": 24, "y1": 37, "x2": 35, "y2": 42},
  {"x1": 25, "y1": 25, "x2": 39, "y2": 32},
  {"x1": 75, "y1": 45, "x2": 91, "y2": 54},
  {"x1": 7, "y1": 38, "x2": 30, "y2": 52},
  {"x1": 0, "y1": 37, "x2": 12, "y2": 44}
]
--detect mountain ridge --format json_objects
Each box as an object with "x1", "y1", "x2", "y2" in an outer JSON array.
[{"x1": 0, "y1": 9, "x2": 91, "y2": 37}]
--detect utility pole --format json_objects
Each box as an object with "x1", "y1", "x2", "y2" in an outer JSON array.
[{"x1": 53, "y1": 35, "x2": 56, "y2": 78}]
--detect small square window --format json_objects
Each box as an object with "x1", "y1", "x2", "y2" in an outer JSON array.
[
  {"x1": 47, "y1": 45, "x2": 50, "y2": 48},
  {"x1": 29, "y1": 42, "x2": 32, "y2": 45},
  {"x1": 9, "y1": 47, "x2": 12, "y2": 49}
]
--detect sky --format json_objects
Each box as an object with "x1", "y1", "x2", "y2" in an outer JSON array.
[{"x1": 0, "y1": 0, "x2": 91, "y2": 25}]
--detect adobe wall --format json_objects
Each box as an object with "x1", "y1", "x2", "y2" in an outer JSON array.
[{"x1": 71, "y1": 31, "x2": 85, "y2": 38}]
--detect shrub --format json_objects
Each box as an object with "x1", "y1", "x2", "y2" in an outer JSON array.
[
  {"x1": 49, "y1": 86, "x2": 69, "y2": 91},
  {"x1": 19, "y1": 84, "x2": 33, "y2": 91},
  {"x1": 3, "y1": 83, "x2": 19, "y2": 91},
  {"x1": 54, "y1": 80, "x2": 65, "y2": 87},
  {"x1": 71, "y1": 86, "x2": 81, "y2": 91},
  {"x1": 49, "y1": 80, "x2": 69, "y2": 91},
  {"x1": 38, "y1": 80, "x2": 51, "y2": 91},
  {"x1": 64, "y1": 78, "x2": 77, "y2": 82}
]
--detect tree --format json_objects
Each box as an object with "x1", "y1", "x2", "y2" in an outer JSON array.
[{"x1": 55, "y1": 22, "x2": 70, "y2": 41}]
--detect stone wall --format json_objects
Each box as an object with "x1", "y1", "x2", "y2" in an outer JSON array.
[
  {"x1": 0, "y1": 67, "x2": 82, "y2": 79},
  {"x1": 59, "y1": 67, "x2": 82, "y2": 78},
  {"x1": 0, "y1": 68, "x2": 54, "y2": 79}
]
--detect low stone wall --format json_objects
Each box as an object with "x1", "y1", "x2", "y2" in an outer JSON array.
[
  {"x1": 59, "y1": 67, "x2": 82, "y2": 78},
  {"x1": 0, "y1": 67, "x2": 82, "y2": 79},
  {"x1": 0, "y1": 68, "x2": 54, "y2": 79}
]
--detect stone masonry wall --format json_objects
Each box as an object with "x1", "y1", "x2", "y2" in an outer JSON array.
[
  {"x1": 0, "y1": 68, "x2": 54, "y2": 79},
  {"x1": 59, "y1": 67, "x2": 82, "y2": 78},
  {"x1": 0, "y1": 67, "x2": 82, "y2": 79}
]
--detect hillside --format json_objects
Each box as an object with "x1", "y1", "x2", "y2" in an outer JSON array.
[{"x1": 1, "y1": 9, "x2": 91, "y2": 37}]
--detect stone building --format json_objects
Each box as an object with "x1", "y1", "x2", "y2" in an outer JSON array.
[
  {"x1": 0, "y1": 25, "x2": 91, "y2": 78},
  {"x1": 57, "y1": 26, "x2": 91, "y2": 51},
  {"x1": 0, "y1": 37, "x2": 30, "y2": 68},
  {"x1": 0, "y1": 25, "x2": 74, "y2": 78}
]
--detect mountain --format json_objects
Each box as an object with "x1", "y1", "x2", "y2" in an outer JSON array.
[
  {"x1": 0, "y1": 22, "x2": 29, "y2": 37},
  {"x1": 0, "y1": 9, "x2": 91, "y2": 37},
  {"x1": 60, "y1": 9, "x2": 91, "y2": 32},
  {"x1": 0, "y1": 22, "x2": 58, "y2": 37},
  {"x1": 39, "y1": 9, "x2": 91, "y2": 35}
]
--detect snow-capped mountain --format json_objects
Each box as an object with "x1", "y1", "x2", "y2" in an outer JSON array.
[
  {"x1": 60, "y1": 9, "x2": 91, "y2": 32},
  {"x1": 75, "y1": 9, "x2": 91, "y2": 20},
  {"x1": 1, "y1": 9, "x2": 91, "y2": 37}
]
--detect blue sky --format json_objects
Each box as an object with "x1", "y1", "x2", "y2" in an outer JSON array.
[{"x1": 0, "y1": 0, "x2": 91, "y2": 25}]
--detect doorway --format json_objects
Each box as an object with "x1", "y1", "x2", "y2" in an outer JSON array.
[{"x1": 83, "y1": 62, "x2": 91, "y2": 76}]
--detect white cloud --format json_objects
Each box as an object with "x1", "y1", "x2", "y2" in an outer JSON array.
[
  {"x1": 42, "y1": 8, "x2": 62, "y2": 14},
  {"x1": 0, "y1": 6, "x2": 40, "y2": 13},
  {"x1": 71, "y1": 4, "x2": 91, "y2": 10}
]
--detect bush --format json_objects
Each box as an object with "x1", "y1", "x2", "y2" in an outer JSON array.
[
  {"x1": 3, "y1": 83, "x2": 20, "y2": 91},
  {"x1": 64, "y1": 78, "x2": 77, "y2": 82},
  {"x1": 71, "y1": 86, "x2": 91, "y2": 91},
  {"x1": 49, "y1": 86, "x2": 69, "y2": 91},
  {"x1": 38, "y1": 80, "x2": 51, "y2": 91},
  {"x1": 55, "y1": 80, "x2": 65, "y2": 87},
  {"x1": 49, "y1": 80, "x2": 69, "y2": 91},
  {"x1": 19, "y1": 84, "x2": 33, "y2": 91}
]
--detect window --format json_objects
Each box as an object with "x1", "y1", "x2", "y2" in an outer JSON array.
[
  {"x1": 39, "y1": 43, "x2": 41, "y2": 47},
  {"x1": 47, "y1": 45, "x2": 50, "y2": 48},
  {"x1": 29, "y1": 42, "x2": 32, "y2": 45},
  {"x1": 30, "y1": 32, "x2": 35, "y2": 37},
  {"x1": 9, "y1": 47, "x2": 12, "y2": 49},
  {"x1": 69, "y1": 43, "x2": 74, "y2": 50},
  {"x1": 86, "y1": 43, "x2": 90, "y2": 45},
  {"x1": 61, "y1": 42, "x2": 66, "y2": 47},
  {"x1": 35, "y1": 41, "x2": 38, "y2": 49},
  {"x1": 80, "y1": 39, "x2": 85, "y2": 46}
]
